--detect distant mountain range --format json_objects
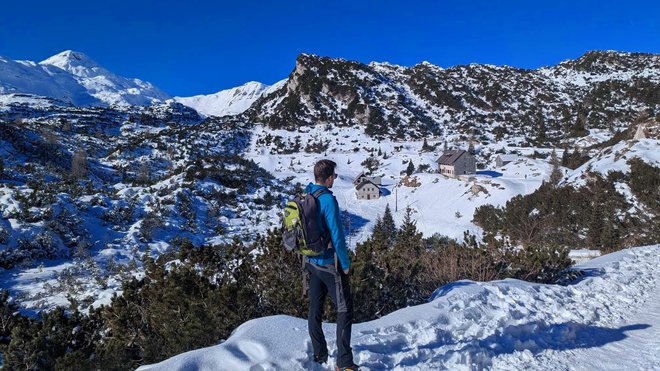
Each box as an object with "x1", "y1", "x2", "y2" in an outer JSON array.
[
  {"x1": 174, "y1": 80, "x2": 286, "y2": 117},
  {"x1": 0, "y1": 50, "x2": 170, "y2": 106},
  {"x1": 2, "y1": 49, "x2": 658, "y2": 141},
  {"x1": 0, "y1": 50, "x2": 284, "y2": 117}
]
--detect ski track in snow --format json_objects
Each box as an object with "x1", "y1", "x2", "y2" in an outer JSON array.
[{"x1": 140, "y1": 245, "x2": 660, "y2": 371}]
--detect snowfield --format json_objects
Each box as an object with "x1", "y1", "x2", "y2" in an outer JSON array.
[
  {"x1": 248, "y1": 124, "x2": 554, "y2": 244},
  {"x1": 140, "y1": 244, "x2": 660, "y2": 371}
]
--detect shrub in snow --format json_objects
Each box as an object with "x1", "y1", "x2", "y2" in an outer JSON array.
[
  {"x1": 361, "y1": 156, "x2": 380, "y2": 173},
  {"x1": 140, "y1": 213, "x2": 165, "y2": 242},
  {"x1": 0, "y1": 224, "x2": 9, "y2": 244},
  {"x1": 0, "y1": 231, "x2": 59, "y2": 269}
]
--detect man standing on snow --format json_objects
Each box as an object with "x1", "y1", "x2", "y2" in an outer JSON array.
[{"x1": 305, "y1": 159, "x2": 357, "y2": 371}]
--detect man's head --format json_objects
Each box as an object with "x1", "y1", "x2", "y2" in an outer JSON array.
[{"x1": 314, "y1": 159, "x2": 337, "y2": 188}]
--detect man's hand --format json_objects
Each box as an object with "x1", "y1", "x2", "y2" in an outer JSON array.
[{"x1": 343, "y1": 268, "x2": 350, "y2": 275}]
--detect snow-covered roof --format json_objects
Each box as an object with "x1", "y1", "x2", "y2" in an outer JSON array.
[{"x1": 497, "y1": 154, "x2": 519, "y2": 162}]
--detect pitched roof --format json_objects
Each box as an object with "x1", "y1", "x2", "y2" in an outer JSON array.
[
  {"x1": 352, "y1": 172, "x2": 366, "y2": 184},
  {"x1": 355, "y1": 179, "x2": 379, "y2": 191},
  {"x1": 367, "y1": 175, "x2": 382, "y2": 185},
  {"x1": 437, "y1": 150, "x2": 467, "y2": 165}
]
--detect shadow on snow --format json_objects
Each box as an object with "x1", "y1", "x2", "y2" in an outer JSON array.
[{"x1": 355, "y1": 320, "x2": 650, "y2": 369}]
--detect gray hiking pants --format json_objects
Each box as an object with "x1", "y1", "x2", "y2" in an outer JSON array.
[{"x1": 306, "y1": 262, "x2": 354, "y2": 368}]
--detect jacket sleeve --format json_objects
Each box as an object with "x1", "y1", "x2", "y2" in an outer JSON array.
[{"x1": 321, "y1": 194, "x2": 350, "y2": 270}]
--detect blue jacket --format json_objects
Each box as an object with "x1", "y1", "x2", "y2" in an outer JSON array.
[{"x1": 305, "y1": 183, "x2": 350, "y2": 270}]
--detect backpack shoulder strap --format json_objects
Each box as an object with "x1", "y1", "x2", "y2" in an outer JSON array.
[
  {"x1": 309, "y1": 188, "x2": 331, "y2": 241},
  {"x1": 311, "y1": 188, "x2": 330, "y2": 199}
]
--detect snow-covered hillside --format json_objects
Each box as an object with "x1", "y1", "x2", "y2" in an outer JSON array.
[
  {"x1": 247, "y1": 124, "x2": 555, "y2": 243},
  {"x1": 247, "y1": 51, "x2": 660, "y2": 144},
  {"x1": 0, "y1": 50, "x2": 170, "y2": 106},
  {"x1": 1, "y1": 49, "x2": 658, "y2": 325},
  {"x1": 175, "y1": 80, "x2": 286, "y2": 117},
  {"x1": 140, "y1": 244, "x2": 660, "y2": 371},
  {"x1": 565, "y1": 138, "x2": 660, "y2": 186}
]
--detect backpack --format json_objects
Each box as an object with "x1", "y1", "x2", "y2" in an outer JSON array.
[{"x1": 282, "y1": 189, "x2": 331, "y2": 256}]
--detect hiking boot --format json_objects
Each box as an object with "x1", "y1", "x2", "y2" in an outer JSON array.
[
  {"x1": 313, "y1": 354, "x2": 328, "y2": 364},
  {"x1": 335, "y1": 365, "x2": 360, "y2": 371}
]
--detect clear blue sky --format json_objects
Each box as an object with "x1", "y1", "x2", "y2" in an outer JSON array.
[{"x1": 1, "y1": 0, "x2": 658, "y2": 96}]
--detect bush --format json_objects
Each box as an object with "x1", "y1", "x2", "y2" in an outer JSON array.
[
  {"x1": 504, "y1": 244, "x2": 572, "y2": 283},
  {"x1": 628, "y1": 158, "x2": 660, "y2": 210}
]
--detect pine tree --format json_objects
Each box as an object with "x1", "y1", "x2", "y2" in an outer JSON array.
[
  {"x1": 351, "y1": 238, "x2": 386, "y2": 320},
  {"x1": 71, "y1": 149, "x2": 88, "y2": 180},
  {"x1": 536, "y1": 117, "x2": 547, "y2": 144},
  {"x1": 137, "y1": 162, "x2": 151, "y2": 185},
  {"x1": 383, "y1": 207, "x2": 425, "y2": 311},
  {"x1": 0, "y1": 157, "x2": 4, "y2": 177},
  {"x1": 381, "y1": 204, "x2": 396, "y2": 246},
  {"x1": 395, "y1": 207, "x2": 424, "y2": 255},
  {"x1": 549, "y1": 149, "x2": 563, "y2": 186},
  {"x1": 571, "y1": 114, "x2": 588, "y2": 137},
  {"x1": 253, "y1": 230, "x2": 308, "y2": 317},
  {"x1": 405, "y1": 160, "x2": 415, "y2": 176},
  {"x1": 421, "y1": 138, "x2": 432, "y2": 152}
]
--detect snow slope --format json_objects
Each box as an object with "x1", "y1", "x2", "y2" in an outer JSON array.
[
  {"x1": 0, "y1": 50, "x2": 169, "y2": 106},
  {"x1": 174, "y1": 79, "x2": 286, "y2": 117},
  {"x1": 140, "y1": 244, "x2": 660, "y2": 371},
  {"x1": 0, "y1": 54, "x2": 98, "y2": 105},
  {"x1": 564, "y1": 138, "x2": 660, "y2": 186},
  {"x1": 247, "y1": 124, "x2": 553, "y2": 243}
]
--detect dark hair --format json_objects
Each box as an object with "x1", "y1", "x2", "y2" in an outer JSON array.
[{"x1": 314, "y1": 159, "x2": 337, "y2": 183}]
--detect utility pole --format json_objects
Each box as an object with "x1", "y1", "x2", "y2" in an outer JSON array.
[{"x1": 395, "y1": 180, "x2": 399, "y2": 212}]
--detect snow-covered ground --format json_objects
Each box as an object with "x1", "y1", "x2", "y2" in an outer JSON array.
[
  {"x1": 248, "y1": 124, "x2": 554, "y2": 244},
  {"x1": 140, "y1": 244, "x2": 660, "y2": 371},
  {"x1": 564, "y1": 138, "x2": 660, "y2": 186}
]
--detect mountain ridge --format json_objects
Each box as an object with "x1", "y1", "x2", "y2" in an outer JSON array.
[
  {"x1": 245, "y1": 50, "x2": 660, "y2": 143},
  {"x1": 174, "y1": 79, "x2": 287, "y2": 117},
  {"x1": 0, "y1": 50, "x2": 170, "y2": 106}
]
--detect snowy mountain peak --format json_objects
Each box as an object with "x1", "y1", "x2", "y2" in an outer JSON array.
[
  {"x1": 1, "y1": 50, "x2": 170, "y2": 107},
  {"x1": 175, "y1": 80, "x2": 284, "y2": 117},
  {"x1": 557, "y1": 50, "x2": 660, "y2": 73},
  {"x1": 40, "y1": 50, "x2": 100, "y2": 70},
  {"x1": 242, "y1": 81, "x2": 266, "y2": 89}
]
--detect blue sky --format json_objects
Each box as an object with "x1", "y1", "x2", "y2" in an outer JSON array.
[{"x1": 1, "y1": 0, "x2": 657, "y2": 96}]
